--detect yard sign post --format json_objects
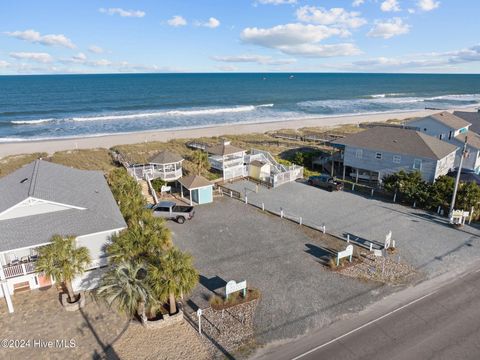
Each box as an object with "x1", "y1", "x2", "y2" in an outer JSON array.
[
  {"x1": 337, "y1": 245, "x2": 353, "y2": 266},
  {"x1": 197, "y1": 308, "x2": 203, "y2": 335}
]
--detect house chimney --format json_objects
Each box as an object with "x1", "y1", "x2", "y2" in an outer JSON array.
[{"x1": 222, "y1": 139, "x2": 231, "y2": 146}]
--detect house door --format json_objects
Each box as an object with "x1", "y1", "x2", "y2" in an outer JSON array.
[{"x1": 38, "y1": 274, "x2": 52, "y2": 288}]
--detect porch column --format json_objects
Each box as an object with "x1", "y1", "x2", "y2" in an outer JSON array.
[
  {"x1": 189, "y1": 190, "x2": 193, "y2": 206},
  {"x1": 0, "y1": 263, "x2": 13, "y2": 313},
  {"x1": 180, "y1": 184, "x2": 184, "y2": 199},
  {"x1": 342, "y1": 165, "x2": 346, "y2": 181},
  {"x1": 355, "y1": 168, "x2": 359, "y2": 183}
]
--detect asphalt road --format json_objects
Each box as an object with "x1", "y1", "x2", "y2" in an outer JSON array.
[{"x1": 254, "y1": 267, "x2": 480, "y2": 360}]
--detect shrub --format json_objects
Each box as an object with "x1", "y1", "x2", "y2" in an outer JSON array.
[{"x1": 209, "y1": 288, "x2": 260, "y2": 310}]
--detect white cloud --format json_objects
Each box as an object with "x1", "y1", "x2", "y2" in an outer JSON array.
[
  {"x1": 99, "y1": 8, "x2": 145, "y2": 18},
  {"x1": 296, "y1": 6, "x2": 367, "y2": 29},
  {"x1": 0, "y1": 60, "x2": 10, "y2": 68},
  {"x1": 381, "y1": 0, "x2": 401, "y2": 12},
  {"x1": 417, "y1": 0, "x2": 440, "y2": 11},
  {"x1": 196, "y1": 17, "x2": 221, "y2": 28},
  {"x1": 72, "y1": 52, "x2": 87, "y2": 62},
  {"x1": 167, "y1": 15, "x2": 187, "y2": 27},
  {"x1": 352, "y1": 0, "x2": 365, "y2": 7},
  {"x1": 407, "y1": 8, "x2": 416, "y2": 13},
  {"x1": 9, "y1": 52, "x2": 53, "y2": 63},
  {"x1": 242, "y1": 23, "x2": 349, "y2": 47},
  {"x1": 278, "y1": 43, "x2": 361, "y2": 57},
  {"x1": 5, "y1": 29, "x2": 75, "y2": 48},
  {"x1": 367, "y1": 18, "x2": 410, "y2": 39},
  {"x1": 212, "y1": 54, "x2": 296, "y2": 65},
  {"x1": 88, "y1": 45, "x2": 104, "y2": 54},
  {"x1": 256, "y1": 0, "x2": 297, "y2": 4},
  {"x1": 216, "y1": 65, "x2": 239, "y2": 71},
  {"x1": 241, "y1": 23, "x2": 359, "y2": 57}
]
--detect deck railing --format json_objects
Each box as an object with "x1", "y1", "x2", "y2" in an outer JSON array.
[{"x1": 3, "y1": 261, "x2": 36, "y2": 279}]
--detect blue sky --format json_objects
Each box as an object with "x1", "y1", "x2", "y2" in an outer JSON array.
[{"x1": 0, "y1": 0, "x2": 479, "y2": 74}]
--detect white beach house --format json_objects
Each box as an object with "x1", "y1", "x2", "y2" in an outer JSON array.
[
  {"x1": 0, "y1": 160, "x2": 127, "y2": 313},
  {"x1": 206, "y1": 140, "x2": 247, "y2": 181},
  {"x1": 127, "y1": 150, "x2": 184, "y2": 181}
]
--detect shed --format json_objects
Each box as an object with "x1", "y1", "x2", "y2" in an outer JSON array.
[
  {"x1": 178, "y1": 175, "x2": 214, "y2": 205},
  {"x1": 249, "y1": 160, "x2": 270, "y2": 181}
]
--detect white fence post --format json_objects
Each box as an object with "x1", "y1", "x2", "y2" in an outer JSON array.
[
  {"x1": 369, "y1": 242, "x2": 373, "y2": 251},
  {"x1": 371, "y1": 189, "x2": 374, "y2": 197},
  {"x1": 261, "y1": 202, "x2": 265, "y2": 211},
  {"x1": 347, "y1": 234, "x2": 350, "y2": 243},
  {"x1": 393, "y1": 192, "x2": 397, "y2": 203},
  {"x1": 230, "y1": 191, "x2": 233, "y2": 198},
  {"x1": 299, "y1": 217, "x2": 303, "y2": 225},
  {"x1": 321, "y1": 224, "x2": 326, "y2": 234},
  {"x1": 245, "y1": 196, "x2": 248, "y2": 204},
  {"x1": 280, "y1": 208, "x2": 284, "y2": 218}
]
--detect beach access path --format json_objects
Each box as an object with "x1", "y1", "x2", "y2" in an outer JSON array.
[{"x1": 0, "y1": 108, "x2": 455, "y2": 158}]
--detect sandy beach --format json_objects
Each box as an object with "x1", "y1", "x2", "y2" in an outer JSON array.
[{"x1": 0, "y1": 107, "x2": 476, "y2": 158}]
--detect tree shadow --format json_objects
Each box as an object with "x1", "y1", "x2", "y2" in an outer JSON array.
[
  {"x1": 305, "y1": 243, "x2": 336, "y2": 266},
  {"x1": 199, "y1": 275, "x2": 227, "y2": 296}
]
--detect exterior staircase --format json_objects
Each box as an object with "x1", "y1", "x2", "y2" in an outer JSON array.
[{"x1": 139, "y1": 179, "x2": 155, "y2": 204}]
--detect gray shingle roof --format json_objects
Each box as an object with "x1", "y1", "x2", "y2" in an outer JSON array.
[
  {"x1": 178, "y1": 175, "x2": 213, "y2": 189},
  {"x1": 453, "y1": 111, "x2": 480, "y2": 134},
  {"x1": 148, "y1": 150, "x2": 183, "y2": 164},
  {"x1": 0, "y1": 160, "x2": 126, "y2": 252},
  {"x1": 416, "y1": 111, "x2": 471, "y2": 130},
  {"x1": 206, "y1": 142, "x2": 245, "y2": 156},
  {"x1": 333, "y1": 127, "x2": 458, "y2": 160}
]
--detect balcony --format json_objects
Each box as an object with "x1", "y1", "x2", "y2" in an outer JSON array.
[
  {"x1": 3, "y1": 260, "x2": 36, "y2": 279},
  {"x1": 209, "y1": 156, "x2": 244, "y2": 171}
]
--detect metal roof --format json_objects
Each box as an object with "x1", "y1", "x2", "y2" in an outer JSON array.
[
  {"x1": 333, "y1": 127, "x2": 458, "y2": 160},
  {"x1": 0, "y1": 160, "x2": 126, "y2": 252}
]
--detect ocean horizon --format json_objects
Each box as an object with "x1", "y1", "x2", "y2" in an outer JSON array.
[{"x1": 1, "y1": 72, "x2": 479, "y2": 142}]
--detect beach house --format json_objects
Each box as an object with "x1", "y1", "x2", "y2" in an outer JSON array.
[
  {"x1": 0, "y1": 160, "x2": 126, "y2": 313},
  {"x1": 333, "y1": 127, "x2": 458, "y2": 183},
  {"x1": 408, "y1": 112, "x2": 480, "y2": 173},
  {"x1": 206, "y1": 140, "x2": 246, "y2": 181}
]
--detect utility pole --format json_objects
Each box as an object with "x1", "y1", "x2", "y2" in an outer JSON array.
[{"x1": 449, "y1": 136, "x2": 468, "y2": 219}]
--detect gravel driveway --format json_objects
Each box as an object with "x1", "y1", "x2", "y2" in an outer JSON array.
[
  {"x1": 170, "y1": 198, "x2": 386, "y2": 344},
  {"x1": 225, "y1": 180, "x2": 480, "y2": 277}
]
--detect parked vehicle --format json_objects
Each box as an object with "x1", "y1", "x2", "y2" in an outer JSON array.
[
  {"x1": 147, "y1": 201, "x2": 195, "y2": 224},
  {"x1": 307, "y1": 175, "x2": 344, "y2": 192}
]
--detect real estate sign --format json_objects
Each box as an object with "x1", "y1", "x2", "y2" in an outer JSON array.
[
  {"x1": 226, "y1": 280, "x2": 247, "y2": 299},
  {"x1": 337, "y1": 245, "x2": 353, "y2": 266}
]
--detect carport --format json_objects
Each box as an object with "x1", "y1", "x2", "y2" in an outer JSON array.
[{"x1": 178, "y1": 175, "x2": 213, "y2": 205}]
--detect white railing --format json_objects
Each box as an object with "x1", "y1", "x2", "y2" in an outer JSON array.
[
  {"x1": 248, "y1": 149, "x2": 287, "y2": 173},
  {"x1": 3, "y1": 262, "x2": 36, "y2": 279},
  {"x1": 272, "y1": 167, "x2": 303, "y2": 187},
  {"x1": 128, "y1": 165, "x2": 182, "y2": 181},
  {"x1": 209, "y1": 157, "x2": 244, "y2": 171}
]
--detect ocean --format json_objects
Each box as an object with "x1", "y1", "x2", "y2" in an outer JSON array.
[{"x1": 0, "y1": 73, "x2": 479, "y2": 142}]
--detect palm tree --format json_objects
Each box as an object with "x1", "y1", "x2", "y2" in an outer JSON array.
[
  {"x1": 107, "y1": 215, "x2": 172, "y2": 264},
  {"x1": 148, "y1": 247, "x2": 198, "y2": 314},
  {"x1": 96, "y1": 261, "x2": 153, "y2": 321},
  {"x1": 191, "y1": 151, "x2": 210, "y2": 175},
  {"x1": 36, "y1": 235, "x2": 91, "y2": 303}
]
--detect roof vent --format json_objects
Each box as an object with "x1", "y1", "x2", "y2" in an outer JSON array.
[{"x1": 20, "y1": 178, "x2": 29, "y2": 184}]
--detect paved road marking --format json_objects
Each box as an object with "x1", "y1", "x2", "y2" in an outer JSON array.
[{"x1": 291, "y1": 290, "x2": 439, "y2": 360}]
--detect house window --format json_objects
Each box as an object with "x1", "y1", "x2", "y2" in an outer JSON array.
[
  {"x1": 376, "y1": 152, "x2": 382, "y2": 160},
  {"x1": 355, "y1": 149, "x2": 363, "y2": 159},
  {"x1": 448, "y1": 131, "x2": 453, "y2": 140},
  {"x1": 393, "y1": 155, "x2": 401, "y2": 163},
  {"x1": 439, "y1": 134, "x2": 444, "y2": 140},
  {"x1": 413, "y1": 159, "x2": 422, "y2": 170}
]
